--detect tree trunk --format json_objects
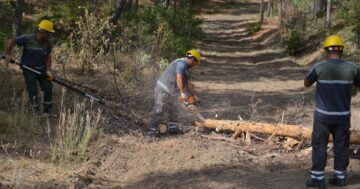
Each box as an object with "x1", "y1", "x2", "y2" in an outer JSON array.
[
  {"x1": 277, "y1": 0, "x2": 283, "y2": 28},
  {"x1": 92, "y1": 0, "x2": 98, "y2": 12},
  {"x1": 267, "y1": 0, "x2": 273, "y2": 17},
  {"x1": 195, "y1": 119, "x2": 360, "y2": 144},
  {"x1": 109, "y1": 0, "x2": 127, "y2": 24},
  {"x1": 127, "y1": 0, "x2": 133, "y2": 10},
  {"x1": 173, "y1": 0, "x2": 177, "y2": 15},
  {"x1": 260, "y1": 0, "x2": 265, "y2": 24},
  {"x1": 13, "y1": 0, "x2": 25, "y2": 36},
  {"x1": 356, "y1": 30, "x2": 360, "y2": 49},
  {"x1": 165, "y1": 0, "x2": 171, "y2": 8},
  {"x1": 135, "y1": 0, "x2": 138, "y2": 11},
  {"x1": 325, "y1": 0, "x2": 332, "y2": 30},
  {"x1": 312, "y1": 0, "x2": 318, "y2": 20}
]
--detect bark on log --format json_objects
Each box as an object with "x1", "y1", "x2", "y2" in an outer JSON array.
[{"x1": 195, "y1": 119, "x2": 360, "y2": 144}]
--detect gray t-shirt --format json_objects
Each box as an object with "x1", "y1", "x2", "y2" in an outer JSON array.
[{"x1": 157, "y1": 58, "x2": 190, "y2": 94}]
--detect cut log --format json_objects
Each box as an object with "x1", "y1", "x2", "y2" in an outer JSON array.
[{"x1": 195, "y1": 119, "x2": 360, "y2": 144}]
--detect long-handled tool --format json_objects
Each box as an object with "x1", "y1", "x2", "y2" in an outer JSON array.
[{"x1": 1, "y1": 54, "x2": 104, "y2": 105}]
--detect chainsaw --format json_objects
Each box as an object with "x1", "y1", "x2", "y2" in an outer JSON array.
[{"x1": 157, "y1": 95, "x2": 206, "y2": 134}]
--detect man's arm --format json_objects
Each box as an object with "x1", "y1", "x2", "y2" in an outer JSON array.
[
  {"x1": 304, "y1": 78, "x2": 315, "y2": 88},
  {"x1": 304, "y1": 66, "x2": 317, "y2": 88},
  {"x1": 46, "y1": 55, "x2": 52, "y2": 70},
  {"x1": 176, "y1": 74, "x2": 185, "y2": 95},
  {"x1": 187, "y1": 80, "x2": 196, "y2": 96},
  {"x1": 5, "y1": 38, "x2": 15, "y2": 56}
]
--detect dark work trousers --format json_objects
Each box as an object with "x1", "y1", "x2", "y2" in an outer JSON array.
[
  {"x1": 22, "y1": 68, "x2": 52, "y2": 112},
  {"x1": 149, "y1": 85, "x2": 178, "y2": 130},
  {"x1": 311, "y1": 118, "x2": 350, "y2": 177}
]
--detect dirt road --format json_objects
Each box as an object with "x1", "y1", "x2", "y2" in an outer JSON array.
[{"x1": 73, "y1": 1, "x2": 360, "y2": 188}]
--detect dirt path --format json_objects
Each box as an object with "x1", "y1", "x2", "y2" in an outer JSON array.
[{"x1": 73, "y1": 1, "x2": 360, "y2": 188}]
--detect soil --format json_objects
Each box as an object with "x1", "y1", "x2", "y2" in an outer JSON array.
[{"x1": 1, "y1": 0, "x2": 360, "y2": 188}]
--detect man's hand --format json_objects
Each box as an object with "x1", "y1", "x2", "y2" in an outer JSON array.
[
  {"x1": 4, "y1": 54, "x2": 13, "y2": 64},
  {"x1": 180, "y1": 92, "x2": 188, "y2": 98},
  {"x1": 179, "y1": 95, "x2": 198, "y2": 105},
  {"x1": 46, "y1": 70, "x2": 53, "y2": 80}
]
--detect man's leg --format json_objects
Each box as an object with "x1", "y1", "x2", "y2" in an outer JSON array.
[
  {"x1": 148, "y1": 86, "x2": 165, "y2": 137},
  {"x1": 38, "y1": 76, "x2": 53, "y2": 113},
  {"x1": 329, "y1": 121, "x2": 350, "y2": 186},
  {"x1": 167, "y1": 98, "x2": 182, "y2": 134},
  {"x1": 306, "y1": 119, "x2": 329, "y2": 188},
  {"x1": 22, "y1": 69, "x2": 40, "y2": 112}
]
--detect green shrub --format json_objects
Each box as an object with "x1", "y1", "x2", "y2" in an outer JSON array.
[
  {"x1": 0, "y1": 1, "x2": 15, "y2": 51},
  {"x1": 247, "y1": 22, "x2": 262, "y2": 35},
  {"x1": 284, "y1": 29, "x2": 303, "y2": 56},
  {"x1": 127, "y1": 5, "x2": 204, "y2": 60}
]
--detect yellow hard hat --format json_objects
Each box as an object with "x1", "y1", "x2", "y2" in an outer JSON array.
[
  {"x1": 323, "y1": 35, "x2": 344, "y2": 49},
  {"x1": 186, "y1": 49, "x2": 201, "y2": 64},
  {"x1": 38, "y1": 20, "x2": 55, "y2": 33}
]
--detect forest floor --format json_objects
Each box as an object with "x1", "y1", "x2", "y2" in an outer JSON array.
[{"x1": 1, "y1": 0, "x2": 360, "y2": 188}]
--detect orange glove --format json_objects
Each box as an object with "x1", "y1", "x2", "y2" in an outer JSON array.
[{"x1": 179, "y1": 95, "x2": 198, "y2": 105}]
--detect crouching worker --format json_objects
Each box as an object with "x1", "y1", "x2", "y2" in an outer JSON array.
[
  {"x1": 4, "y1": 20, "x2": 55, "y2": 113},
  {"x1": 147, "y1": 49, "x2": 202, "y2": 137}
]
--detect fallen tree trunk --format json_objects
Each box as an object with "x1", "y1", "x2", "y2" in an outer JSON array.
[{"x1": 195, "y1": 119, "x2": 360, "y2": 144}]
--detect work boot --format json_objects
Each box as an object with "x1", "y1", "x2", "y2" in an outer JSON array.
[
  {"x1": 168, "y1": 122, "x2": 183, "y2": 135},
  {"x1": 146, "y1": 127, "x2": 160, "y2": 138},
  {"x1": 329, "y1": 177, "x2": 347, "y2": 187},
  {"x1": 306, "y1": 178, "x2": 326, "y2": 189}
]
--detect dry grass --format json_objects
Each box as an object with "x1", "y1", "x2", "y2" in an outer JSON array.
[{"x1": 47, "y1": 89, "x2": 102, "y2": 165}]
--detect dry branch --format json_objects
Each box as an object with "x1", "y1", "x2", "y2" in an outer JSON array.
[{"x1": 195, "y1": 119, "x2": 360, "y2": 144}]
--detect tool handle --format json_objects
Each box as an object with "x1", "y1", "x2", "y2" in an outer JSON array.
[{"x1": 1, "y1": 53, "x2": 105, "y2": 105}]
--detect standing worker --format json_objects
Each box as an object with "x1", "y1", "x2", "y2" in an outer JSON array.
[
  {"x1": 304, "y1": 35, "x2": 360, "y2": 189},
  {"x1": 4, "y1": 19, "x2": 55, "y2": 113},
  {"x1": 147, "y1": 49, "x2": 201, "y2": 137}
]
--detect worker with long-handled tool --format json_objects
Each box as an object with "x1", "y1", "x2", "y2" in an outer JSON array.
[
  {"x1": 304, "y1": 35, "x2": 360, "y2": 189},
  {"x1": 4, "y1": 20, "x2": 55, "y2": 113},
  {"x1": 147, "y1": 49, "x2": 202, "y2": 137}
]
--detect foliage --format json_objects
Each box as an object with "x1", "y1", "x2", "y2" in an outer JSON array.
[
  {"x1": 0, "y1": 69, "x2": 41, "y2": 140},
  {"x1": 130, "y1": 5, "x2": 204, "y2": 60},
  {"x1": 0, "y1": 94, "x2": 41, "y2": 140},
  {"x1": 69, "y1": 10, "x2": 119, "y2": 72},
  {"x1": 291, "y1": 0, "x2": 310, "y2": 11},
  {"x1": 284, "y1": 29, "x2": 303, "y2": 56},
  {"x1": 247, "y1": 22, "x2": 262, "y2": 35},
  {"x1": 47, "y1": 89, "x2": 101, "y2": 165},
  {"x1": 0, "y1": 1, "x2": 15, "y2": 51}
]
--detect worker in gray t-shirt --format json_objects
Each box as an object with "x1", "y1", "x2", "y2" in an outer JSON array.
[{"x1": 147, "y1": 49, "x2": 202, "y2": 137}]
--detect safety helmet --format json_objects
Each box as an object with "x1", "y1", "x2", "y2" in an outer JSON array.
[
  {"x1": 38, "y1": 20, "x2": 55, "y2": 33},
  {"x1": 323, "y1": 35, "x2": 344, "y2": 49},
  {"x1": 186, "y1": 49, "x2": 201, "y2": 65}
]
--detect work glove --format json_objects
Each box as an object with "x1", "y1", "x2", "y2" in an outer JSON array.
[
  {"x1": 46, "y1": 70, "x2": 53, "y2": 81},
  {"x1": 4, "y1": 54, "x2": 12, "y2": 64},
  {"x1": 179, "y1": 95, "x2": 198, "y2": 105}
]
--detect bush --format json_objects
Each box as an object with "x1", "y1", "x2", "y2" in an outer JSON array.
[
  {"x1": 129, "y1": 5, "x2": 204, "y2": 60},
  {"x1": 284, "y1": 29, "x2": 303, "y2": 56},
  {"x1": 47, "y1": 89, "x2": 101, "y2": 165},
  {"x1": 247, "y1": 22, "x2": 262, "y2": 35}
]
